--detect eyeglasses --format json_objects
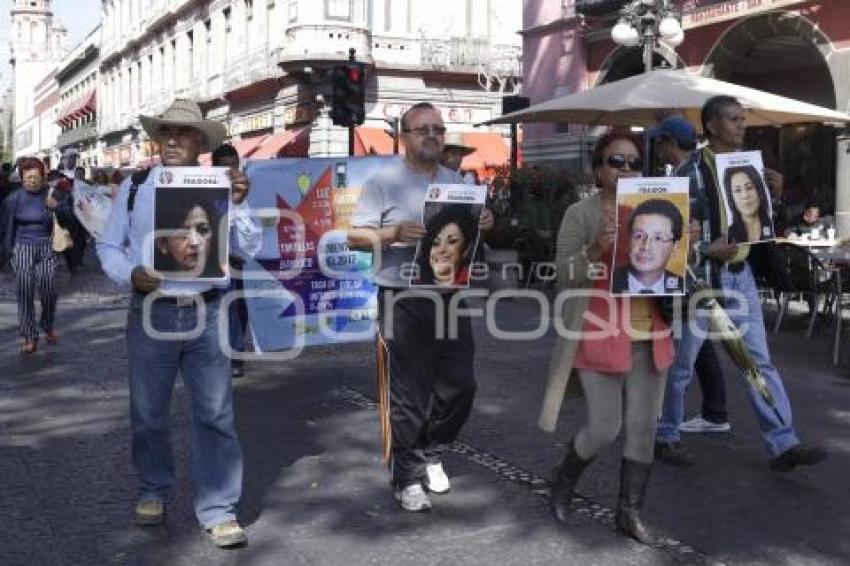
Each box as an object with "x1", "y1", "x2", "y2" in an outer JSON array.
[
  {"x1": 402, "y1": 125, "x2": 447, "y2": 137},
  {"x1": 631, "y1": 231, "x2": 676, "y2": 245},
  {"x1": 605, "y1": 154, "x2": 642, "y2": 171}
]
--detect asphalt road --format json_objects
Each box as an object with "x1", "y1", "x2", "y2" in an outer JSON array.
[{"x1": 1, "y1": 257, "x2": 848, "y2": 566}]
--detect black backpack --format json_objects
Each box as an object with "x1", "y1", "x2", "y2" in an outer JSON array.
[{"x1": 127, "y1": 169, "x2": 152, "y2": 214}]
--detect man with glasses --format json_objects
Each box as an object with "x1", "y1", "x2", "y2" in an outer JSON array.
[
  {"x1": 349, "y1": 102, "x2": 494, "y2": 512},
  {"x1": 654, "y1": 96, "x2": 826, "y2": 472},
  {"x1": 612, "y1": 198, "x2": 684, "y2": 295},
  {"x1": 97, "y1": 99, "x2": 261, "y2": 547}
]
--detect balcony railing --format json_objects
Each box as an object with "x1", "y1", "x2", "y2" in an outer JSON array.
[
  {"x1": 277, "y1": 24, "x2": 372, "y2": 66},
  {"x1": 223, "y1": 50, "x2": 282, "y2": 93},
  {"x1": 421, "y1": 38, "x2": 522, "y2": 78},
  {"x1": 57, "y1": 123, "x2": 99, "y2": 149}
]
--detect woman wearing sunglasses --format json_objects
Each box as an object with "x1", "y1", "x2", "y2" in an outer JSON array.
[{"x1": 538, "y1": 132, "x2": 674, "y2": 543}]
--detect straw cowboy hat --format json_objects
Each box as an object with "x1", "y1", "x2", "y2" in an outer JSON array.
[
  {"x1": 139, "y1": 99, "x2": 227, "y2": 150},
  {"x1": 442, "y1": 131, "x2": 476, "y2": 156}
]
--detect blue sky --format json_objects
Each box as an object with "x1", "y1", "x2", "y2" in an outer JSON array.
[{"x1": 0, "y1": 0, "x2": 102, "y2": 89}]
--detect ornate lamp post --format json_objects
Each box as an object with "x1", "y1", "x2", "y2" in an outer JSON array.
[{"x1": 611, "y1": 0, "x2": 684, "y2": 73}]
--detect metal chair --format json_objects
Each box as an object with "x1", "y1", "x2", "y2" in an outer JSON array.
[{"x1": 769, "y1": 242, "x2": 839, "y2": 338}]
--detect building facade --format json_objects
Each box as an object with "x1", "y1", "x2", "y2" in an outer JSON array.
[
  {"x1": 55, "y1": 26, "x2": 100, "y2": 171},
  {"x1": 97, "y1": 0, "x2": 521, "y2": 171},
  {"x1": 31, "y1": 70, "x2": 60, "y2": 168},
  {"x1": 521, "y1": 0, "x2": 850, "y2": 231},
  {"x1": 9, "y1": 0, "x2": 67, "y2": 159}
]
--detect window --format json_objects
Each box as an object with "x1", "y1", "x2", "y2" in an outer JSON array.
[{"x1": 325, "y1": 0, "x2": 351, "y2": 21}]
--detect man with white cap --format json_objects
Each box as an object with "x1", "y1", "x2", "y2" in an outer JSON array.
[{"x1": 97, "y1": 99, "x2": 260, "y2": 547}]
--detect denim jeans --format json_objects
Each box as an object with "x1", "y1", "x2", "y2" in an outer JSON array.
[
  {"x1": 126, "y1": 293, "x2": 243, "y2": 528},
  {"x1": 656, "y1": 264, "x2": 799, "y2": 457},
  {"x1": 227, "y1": 275, "x2": 247, "y2": 356}
]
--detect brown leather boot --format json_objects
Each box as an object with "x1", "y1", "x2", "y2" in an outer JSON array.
[{"x1": 550, "y1": 439, "x2": 593, "y2": 523}]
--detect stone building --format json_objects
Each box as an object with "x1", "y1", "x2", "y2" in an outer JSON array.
[
  {"x1": 9, "y1": 0, "x2": 67, "y2": 159},
  {"x1": 97, "y1": 0, "x2": 522, "y2": 173},
  {"x1": 55, "y1": 25, "x2": 100, "y2": 171}
]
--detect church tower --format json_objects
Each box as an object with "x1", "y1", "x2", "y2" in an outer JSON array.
[{"x1": 9, "y1": 0, "x2": 66, "y2": 155}]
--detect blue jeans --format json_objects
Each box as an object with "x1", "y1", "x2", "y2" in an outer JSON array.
[
  {"x1": 126, "y1": 294, "x2": 243, "y2": 528},
  {"x1": 228, "y1": 276, "x2": 247, "y2": 356},
  {"x1": 656, "y1": 264, "x2": 799, "y2": 457}
]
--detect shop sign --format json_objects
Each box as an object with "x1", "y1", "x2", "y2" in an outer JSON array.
[
  {"x1": 682, "y1": 0, "x2": 804, "y2": 29},
  {"x1": 370, "y1": 103, "x2": 492, "y2": 125},
  {"x1": 232, "y1": 112, "x2": 274, "y2": 135},
  {"x1": 283, "y1": 104, "x2": 315, "y2": 125}
]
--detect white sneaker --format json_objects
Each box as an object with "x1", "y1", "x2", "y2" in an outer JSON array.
[
  {"x1": 393, "y1": 482, "x2": 432, "y2": 512},
  {"x1": 423, "y1": 462, "x2": 451, "y2": 494},
  {"x1": 679, "y1": 416, "x2": 731, "y2": 433}
]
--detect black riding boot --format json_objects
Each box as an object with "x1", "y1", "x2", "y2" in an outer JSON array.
[
  {"x1": 614, "y1": 458, "x2": 658, "y2": 544},
  {"x1": 550, "y1": 439, "x2": 593, "y2": 523}
]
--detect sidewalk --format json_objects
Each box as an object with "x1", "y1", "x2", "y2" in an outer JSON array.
[{"x1": 0, "y1": 268, "x2": 848, "y2": 565}]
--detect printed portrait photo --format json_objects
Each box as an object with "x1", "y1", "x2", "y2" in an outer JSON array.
[
  {"x1": 153, "y1": 186, "x2": 230, "y2": 280},
  {"x1": 611, "y1": 193, "x2": 689, "y2": 296}
]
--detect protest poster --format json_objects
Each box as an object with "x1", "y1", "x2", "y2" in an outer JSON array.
[
  {"x1": 242, "y1": 157, "x2": 388, "y2": 351},
  {"x1": 71, "y1": 180, "x2": 113, "y2": 240},
  {"x1": 611, "y1": 177, "x2": 689, "y2": 296},
  {"x1": 152, "y1": 167, "x2": 231, "y2": 281},
  {"x1": 715, "y1": 150, "x2": 775, "y2": 244},
  {"x1": 409, "y1": 184, "x2": 487, "y2": 288}
]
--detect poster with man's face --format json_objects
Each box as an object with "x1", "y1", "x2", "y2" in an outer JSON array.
[
  {"x1": 409, "y1": 184, "x2": 487, "y2": 288},
  {"x1": 611, "y1": 177, "x2": 690, "y2": 296},
  {"x1": 715, "y1": 150, "x2": 775, "y2": 244},
  {"x1": 152, "y1": 167, "x2": 231, "y2": 281}
]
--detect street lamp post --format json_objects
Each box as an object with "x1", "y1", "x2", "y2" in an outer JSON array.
[
  {"x1": 611, "y1": 0, "x2": 684, "y2": 73},
  {"x1": 611, "y1": 0, "x2": 684, "y2": 173}
]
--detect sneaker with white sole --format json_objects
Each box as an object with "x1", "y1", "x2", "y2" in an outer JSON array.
[
  {"x1": 393, "y1": 482, "x2": 432, "y2": 512},
  {"x1": 679, "y1": 416, "x2": 731, "y2": 433},
  {"x1": 423, "y1": 462, "x2": 450, "y2": 494}
]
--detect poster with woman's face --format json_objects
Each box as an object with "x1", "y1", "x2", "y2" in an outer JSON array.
[
  {"x1": 152, "y1": 167, "x2": 231, "y2": 281},
  {"x1": 611, "y1": 177, "x2": 690, "y2": 297},
  {"x1": 715, "y1": 151, "x2": 775, "y2": 245},
  {"x1": 409, "y1": 184, "x2": 487, "y2": 288}
]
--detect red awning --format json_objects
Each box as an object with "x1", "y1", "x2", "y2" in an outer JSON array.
[
  {"x1": 460, "y1": 132, "x2": 510, "y2": 180},
  {"x1": 229, "y1": 134, "x2": 269, "y2": 158},
  {"x1": 251, "y1": 128, "x2": 309, "y2": 159},
  {"x1": 354, "y1": 127, "x2": 403, "y2": 156},
  {"x1": 56, "y1": 91, "x2": 96, "y2": 126}
]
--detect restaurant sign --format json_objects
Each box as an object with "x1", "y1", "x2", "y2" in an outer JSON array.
[{"x1": 681, "y1": 0, "x2": 804, "y2": 29}]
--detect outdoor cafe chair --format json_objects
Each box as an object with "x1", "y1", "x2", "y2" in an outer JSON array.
[{"x1": 769, "y1": 242, "x2": 840, "y2": 339}]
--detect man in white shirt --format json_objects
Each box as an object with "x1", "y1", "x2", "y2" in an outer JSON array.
[{"x1": 97, "y1": 99, "x2": 261, "y2": 548}]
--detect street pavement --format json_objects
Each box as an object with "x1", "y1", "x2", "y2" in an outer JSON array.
[{"x1": 1, "y1": 254, "x2": 849, "y2": 566}]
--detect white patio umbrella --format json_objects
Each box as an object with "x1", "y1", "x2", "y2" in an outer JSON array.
[{"x1": 482, "y1": 69, "x2": 850, "y2": 128}]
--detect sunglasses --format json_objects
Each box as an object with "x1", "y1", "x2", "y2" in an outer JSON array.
[
  {"x1": 605, "y1": 154, "x2": 642, "y2": 171},
  {"x1": 403, "y1": 125, "x2": 447, "y2": 137}
]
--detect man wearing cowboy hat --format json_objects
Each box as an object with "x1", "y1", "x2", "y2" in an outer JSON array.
[
  {"x1": 97, "y1": 99, "x2": 261, "y2": 548},
  {"x1": 439, "y1": 131, "x2": 476, "y2": 178}
]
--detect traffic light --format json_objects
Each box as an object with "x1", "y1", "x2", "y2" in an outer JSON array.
[{"x1": 330, "y1": 62, "x2": 366, "y2": 128}]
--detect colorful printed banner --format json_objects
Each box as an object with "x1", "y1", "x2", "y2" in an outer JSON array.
[{"x1": 242, "y1": 157, "x2": 392, "y2": 351}]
